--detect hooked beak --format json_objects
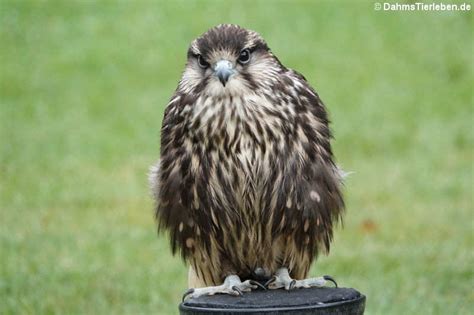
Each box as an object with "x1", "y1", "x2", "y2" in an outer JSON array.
[{"x1": 213, "y1": 60, "x2": 234, "y2": 86}]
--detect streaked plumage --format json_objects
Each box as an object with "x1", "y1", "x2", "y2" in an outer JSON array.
[{"x1": 150, "y1": 24, "x2": 344, "y2": 289}]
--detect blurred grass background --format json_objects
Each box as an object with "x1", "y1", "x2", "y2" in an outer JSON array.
[{"x1": 1, "y1": 0, "x2": 472, "y2": 314}]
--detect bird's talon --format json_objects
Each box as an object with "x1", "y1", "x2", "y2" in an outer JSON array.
[
  {"x1": 231, "y1": 285, "x2": 243, "y2": 296},
  {"x1": 182, "y1": 288, "x2": 195, "y2": 302},
  {"x1": 289, "y1": 279, "x2": 297, "y2": 290},
  {"x1": 323, "y1": 275, "x2": 338, "y2": 288},
  {"x1": 264, "y1": 276, "x2": 276, "y2": 288},
  {"x1": 249, "y1": 280, "x2": 267, "y2": 290}
]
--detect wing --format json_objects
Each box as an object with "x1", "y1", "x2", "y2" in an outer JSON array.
[
  {"x1": 266, "y1": 69, "x2": 345, "y2": 270},
  {"x1": 150, "y1": 91, "x2": 210, "y2": 260}
]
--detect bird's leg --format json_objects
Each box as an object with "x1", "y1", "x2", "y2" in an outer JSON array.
[
  {"x1": 183, "y1": 275, "x2": 260, "y2": 301},
  {"x1": 266, "y1": 267, "x2": 337, "y2": 290}
]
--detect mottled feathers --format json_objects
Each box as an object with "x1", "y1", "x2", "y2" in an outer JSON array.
[{"x1": 150, "y1": 24, "x2": 344, "y2": 287}]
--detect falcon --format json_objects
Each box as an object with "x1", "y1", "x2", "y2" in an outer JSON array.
[{"x1": 150, "y1": 24, "x2": 345, "y2": 299}]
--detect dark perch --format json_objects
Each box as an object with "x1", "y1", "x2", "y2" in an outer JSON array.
[{"x1": 180, "y1": 287, "x2": 366, "y2": 314}]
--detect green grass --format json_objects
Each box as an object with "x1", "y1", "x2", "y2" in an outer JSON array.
[{"x1": 1, "y1": 0, "x2": 472, "y2": 314}]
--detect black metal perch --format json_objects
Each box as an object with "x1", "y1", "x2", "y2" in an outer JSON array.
[{"x1": 180, "y1": 286, "x2": 366, "y2": 314}]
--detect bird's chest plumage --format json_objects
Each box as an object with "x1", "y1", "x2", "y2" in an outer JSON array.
[
  {"x1": 182, "y1": 92, "x2": 309, "y2": 279},
  {"x1": 188, "y1": 94, "x2": 283, "y2": 223}
]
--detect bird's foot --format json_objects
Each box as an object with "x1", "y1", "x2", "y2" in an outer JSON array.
[
  {"x1": 183, "y1": 275, "x2": 264, "y2": 301},
  {"x1": 265, "y1": 267, "x2": 337, "y2": 290}
]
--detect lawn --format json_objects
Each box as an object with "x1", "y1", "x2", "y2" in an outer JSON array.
[{"x1": 1, "y1": 1, "x2": 472, "y2": 314}]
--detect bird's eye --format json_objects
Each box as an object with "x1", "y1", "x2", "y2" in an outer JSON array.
[
  {"x1": 238, "y1": 49, "x2": 251, "y2": 64},
  {"x1": 197, "y1": 55, "x2": 209, "y2": 68}
]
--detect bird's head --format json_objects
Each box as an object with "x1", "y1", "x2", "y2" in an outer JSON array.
[{"x1": 178, "y1": 24, "x2": 282, "y2": 96}]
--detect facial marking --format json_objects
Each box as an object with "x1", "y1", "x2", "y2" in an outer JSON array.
[{"x1": 181, "y1": 24, "x2": 276, "y2": 97}]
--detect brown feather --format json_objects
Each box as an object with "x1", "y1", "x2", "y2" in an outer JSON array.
[{"x1": 150, "y1": 24, "x2": 345, "y2": 286}]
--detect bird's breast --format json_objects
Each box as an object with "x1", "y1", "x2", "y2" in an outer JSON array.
[
  {"x1": 188, "y1": 94, "x2": 282, "y2": 215},
  {"x1": 190, "y1": 93, "x2": 286, "y2": 147}
]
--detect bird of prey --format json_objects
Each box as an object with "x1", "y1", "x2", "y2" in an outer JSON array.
[{"x1": 150, "y1": 24, "x2": 345, "y2": 299}]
